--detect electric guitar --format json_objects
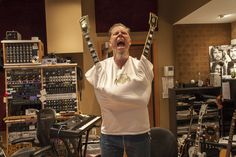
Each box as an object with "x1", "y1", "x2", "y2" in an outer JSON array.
[
  {"x1": 219, "y1": 110, "x2": 236, "y2": 157},
  {"x1": 142, "y1": 12, "x2": 158, "y2": 58},
  {"x1": 188, "y1": 104, "x2": 208, "y2": 157},
  {"x1": 79, "y1": 15, "x2": 100, "y2": 64},
  {"x1": 178, "y1": 105, "x2": 194, "y2": 157}
]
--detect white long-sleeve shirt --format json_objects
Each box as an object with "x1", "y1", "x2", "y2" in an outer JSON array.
[{"x1": 85, "y1": 55, "x2": 154, "y2": 135}]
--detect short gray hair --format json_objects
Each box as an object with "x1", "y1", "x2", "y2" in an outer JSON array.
[{"x1": 108, "y1": 23, "x2": 130, "y2": 36}]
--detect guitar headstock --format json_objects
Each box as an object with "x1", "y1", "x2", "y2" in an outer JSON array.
[
  {"x1": 149, "y1": 12, "x2": 158, "y2": 30},
  {"x1": 199, "y1": 104, "x2": 208, "y2": 120},
  {"x1": 80, "y1": 15, "x2": 90, "y2": 34}
]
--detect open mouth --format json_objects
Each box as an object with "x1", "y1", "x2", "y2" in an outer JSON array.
[{"x1": 117, "y1": 41, "x2": 125, "y2": 48}]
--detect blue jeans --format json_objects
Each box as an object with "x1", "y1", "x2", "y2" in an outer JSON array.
[{"x1": 100, "y1": 132, "x2": 150, "y2": 157}]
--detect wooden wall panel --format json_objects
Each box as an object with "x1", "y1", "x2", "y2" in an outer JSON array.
[
  {"x1": 231, "y1": 21, "x2": 236, "y2": 40},
  {"x1": 173, "y1": 24, "x2": 231, "y2": 83},
  {"x1": 44, "y1": 0, "x2": 83, "y2": 53}
]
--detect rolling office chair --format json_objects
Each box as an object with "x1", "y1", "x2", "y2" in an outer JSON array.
[
  {"x1": 150, "y1": 127, "x2": 178, "y2": 157},
  {"x1": 10, "y1": 108, "x2": 57, "y2": 157}
]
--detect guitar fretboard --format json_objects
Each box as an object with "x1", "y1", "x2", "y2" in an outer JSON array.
[
  {"x1": 193, "y1": 121, "x2": 202, "y2": 154},
  {"x1": 192, "y1": 104, "x2": 207, "y2": 156},
  {"x1": 142, "y1": 12, "x2": 158, "y2": 59},
  {"x1": 142, "y1": 28, "x2": 155, "y2": 58},
  {"x1": 83, "y1": 33, "x2": 99, "y2": 64},
  {"x1": 80, "y1": 16, "x2": 99, "y2": 64}
]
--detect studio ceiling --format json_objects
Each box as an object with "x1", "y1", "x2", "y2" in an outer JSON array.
[{"x1": 175, "y1": 0, "x2": 236, "y2": 24}]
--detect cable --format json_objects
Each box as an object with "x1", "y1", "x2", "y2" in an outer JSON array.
[{"x1": 57, "y1": 124, "x2": 66, "y2": 137}]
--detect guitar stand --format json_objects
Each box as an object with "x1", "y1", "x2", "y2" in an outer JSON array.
[{"x1": 56, "y1": 129, "x2": 92, "y2": 157}]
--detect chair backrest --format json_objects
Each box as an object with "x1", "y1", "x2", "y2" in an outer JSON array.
[
  {"x1": 36, "y1": 108, "x2": 56, "y2": 147},
  {"x1": 150, "y1": 127, "x2": 178, "y2": 157}
]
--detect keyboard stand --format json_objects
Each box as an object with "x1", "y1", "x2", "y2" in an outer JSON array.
[{"x1": 50, "y1": 115, "x2": 101, "y2": 157}]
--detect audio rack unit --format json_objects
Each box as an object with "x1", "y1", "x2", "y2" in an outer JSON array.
[
  {"x1": 1, "y1": 40, "x2": 43, "y2": 65},
  {"x1": 7, "y1": 120, "x2": 37, "y2": 143},
  {"x1": 41, "y1": 64, "x2": 79, "y2": 113},
  {"x1": 5, "y1": 66, "x2": 42, "y2": 117},
  {"x1": 4, "y1": 118, "x2": 37, "y2": 156},
  {"x1": 4, "y1": 63, "x2": 79, "y2": 117},
  {"x1": 2, "y1": 39, "x2": 80, "y2": 155},
  {"x1": 3, "y1": 64, "x2": 79, "y2": 155}
]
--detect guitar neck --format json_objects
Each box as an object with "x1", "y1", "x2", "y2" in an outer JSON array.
[
  {"x1": 142, "y1": 27, "x2": 155, "y2": 58},
  {"x1": 80, "y1": 15, "x2": 99, "y2": 64},
  {"x1": 190, "y1": 104, "x2": 207, "y2": 157},
  {"x1": 142, "y1": 12, "x2": 158, "y2": 59},
  {"x1": 194, "y1": 120, "x2": 203, "y2": 154},
  {"x1": 187, "y1": 106, "x2": 195, "y2": 137},
  {"x1": 83, "y1": 32, "x2": 99, "y2": 64}
]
